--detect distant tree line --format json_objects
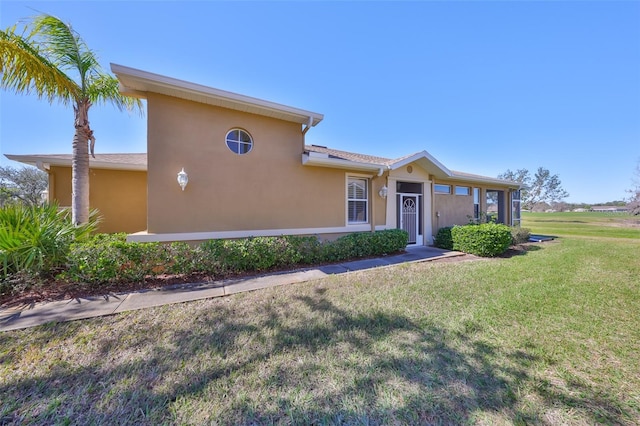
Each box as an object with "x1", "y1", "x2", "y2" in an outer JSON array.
[
  {"x1": 498, "y1": 162, "x2": 640, "y2": 215},
  {"x1": 544, "y1": 201, "x2": 627, "y2": 213}
]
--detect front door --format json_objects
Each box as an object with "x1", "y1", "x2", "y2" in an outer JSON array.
[{"x1": 400, "y1": 194, "x2": 421, "y2": 245}]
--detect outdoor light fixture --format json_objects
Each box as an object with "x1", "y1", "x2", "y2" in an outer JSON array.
[
  {"x1": 378, "y1": 185, "x2": 388, "y2": 199},
  {"x1": 177, "y1": 168, "x2": 188, "y2": 191}
]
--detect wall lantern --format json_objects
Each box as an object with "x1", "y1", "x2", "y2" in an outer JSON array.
[
  {"x1": 177, "y1": 168, "x2": 189, "y2": 191},
  {"x1": 378, "y1": 185, "x2": 388, "y2": 199}
]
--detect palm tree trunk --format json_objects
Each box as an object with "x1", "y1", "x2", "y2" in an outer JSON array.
[{"x1": 72, "y1": 99, "x2": 92, "y2": 225}]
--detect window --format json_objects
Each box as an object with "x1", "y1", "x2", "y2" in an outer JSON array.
[
  {"x1": 434, "y1": 184, "x2": 451, "y2": 194},
  {"x1": 473, "y1": 188, "x2": 480, "y2": 221},
  {"x1": 455, "y1": 186, "x2": 470, "y2": 196},
  {"x1": 225, "y1": 129, "x2": 253, "y2": 154},
  {"x1": 512, "y1": 190, "x2": 521, "y2": 227},
  {"x1": 347, "y1": 177, "x2": 368, "y2": 223},
  {"x1": 396, "y1": 181, "x2": 422, "y2": 194},
  {"x1": 486, "y1": 190, "x2": 502, "y2": 223}
]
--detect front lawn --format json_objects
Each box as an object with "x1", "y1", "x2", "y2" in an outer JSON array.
[{"x1": 1, "y1": 221, "x2": 639, "y2": 424}]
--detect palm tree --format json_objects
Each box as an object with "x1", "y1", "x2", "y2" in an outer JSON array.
[{"x1": 0, "y1": 13, "x2": 142, "y2": 224}]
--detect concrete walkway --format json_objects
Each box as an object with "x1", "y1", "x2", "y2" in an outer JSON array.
[{"x1": 0, "y1": 246, "x2": 463, "y2": 332}]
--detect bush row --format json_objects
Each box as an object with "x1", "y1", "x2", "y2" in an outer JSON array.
[
  {"x1": 62, "y1": 229, "x2": 409, "y2": 284},
  {"x1": 434, "y1": 223, "x2": 529, "y2": 257}
]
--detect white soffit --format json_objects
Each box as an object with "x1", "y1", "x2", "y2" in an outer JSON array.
[
  {"x1": 449, "y1": 171, "x2": 521, "y2": 188},
  {"x1": 111, "y1": 63, "x2": 324, "y2": 126},
  {"x1": 4, "y1": 154, "x2": 147, "y2": 171}
]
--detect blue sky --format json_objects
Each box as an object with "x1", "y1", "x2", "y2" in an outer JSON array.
[{"x1": 1, "y1": 1, "x2": 639, "y2": 204}]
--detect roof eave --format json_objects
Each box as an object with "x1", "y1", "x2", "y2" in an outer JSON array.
[
  {"x1": 111, "y1": 63, "x2": 324, "y2": 126},
  {"x1": 448, "y1": 172, "x2": 521, "y2": 188},
  {"x1": 302, "y1": 153, "x2": 385, "y2": 175},
  {"x1": 390, "y1": 150, "x2": 453, "y2": 178},
  {"x1": 4, "y1": 154, "x2": 147, "y2": 172}
]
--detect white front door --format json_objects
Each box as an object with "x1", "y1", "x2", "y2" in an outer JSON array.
[{"x1": 400, "y1": 194, "x2": 422, "y2": 245}]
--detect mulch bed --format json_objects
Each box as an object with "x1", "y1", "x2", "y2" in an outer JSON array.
[
  {"x1": 0, "y1": 243, "x2": 542, "y2": 309},
  {"x1": 0, "y1": 273, "x2": 217, "y2": 309}
]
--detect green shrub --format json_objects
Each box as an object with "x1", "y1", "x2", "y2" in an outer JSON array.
[
  {"x1": 511, "y1": 227, "x2": 531, "y2": 245},
  {"x1": 322, "y1": 232, "x2": 368, "y2": 261},
  {"x1": 65, "y1": 233, "x2": 171, "y2": 284},
  {"x1": 285, "y1": 235, "x2": 323, "y2": 264},
  {"x1": 198, "y1": 236, "x2": 304, "y2": 273},
  {"x1": 433, "y1": 226, "x2": 454, "y2": 250},
  {"x1": 0, "y1": 203, "x2": 98, "y2": 279},
  {"x1": 196, "y1": 239, "x2": 226, "y2": 275},
  {"x1": 63, "y1": 230, "x2": 408, "y2": 284},
  {"x1": 250, "y1": 236, "x2": 304, "y2": 269},
  {"x1": 166, "y1": 242, "x2": 197, "y2": 275},
  {"x1": 451, "y1": 223, "x2": 512, "y2": 257},
  {"x1": 184, "y1": 236, "x2": 317, "y2": 276},
  {"x1": 321, "y1": 229, "x2": 408, "y2": 262},
  {"x1": 369, "y1": 229, "x2": 409, "y2": 255}
]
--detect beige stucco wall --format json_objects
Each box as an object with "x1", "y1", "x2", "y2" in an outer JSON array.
[
  {"x1": 146, "y1": 93, "x2": 384, "y2": 234},
  {"x1": 432, "y1": 181, "x2": 474, "y2": 228},
  {"x1": 140, "y1": 92, "x2": 519, "y2": 243},
  {"x1": 48, "y1": 166, "x2": 147, "y2": 234},
  {"x1": 432, "y1": 181, "x2": 515, "y2": 231}
]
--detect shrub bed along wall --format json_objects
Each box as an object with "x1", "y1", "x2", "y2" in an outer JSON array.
[{"x1": 62, "y1": 229, "x2": 409, "y2": 285}]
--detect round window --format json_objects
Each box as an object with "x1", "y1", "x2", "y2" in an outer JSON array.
[{"x1": 225, "y1": 129, "x2": 253, "y2": 154}]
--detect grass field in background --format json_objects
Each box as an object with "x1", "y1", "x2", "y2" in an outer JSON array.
[
  {"x1": 522, "y1": 211, "x2": 640, "y2": 239},
  {"x1": 1, "y1": 215, "x2": 639, "y2": 424}
]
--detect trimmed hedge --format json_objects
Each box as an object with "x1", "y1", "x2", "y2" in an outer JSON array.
[
  {"x1": 197, "y1": 236, "x2": 312, "y2": 274},
  {"x1": 64, "y1": 229, "x2": 409, "y2": 284},
  {"x1": 322, "y1": 229, "x2": 408, "y2": 262},
  {"x1": 451, "y1": 223, "x2": 512, "y2": 257},
  {"x1": 63, "y1": 233, "x2": 172, "y2": 284},
  {"x1": 433, "y1": 226, "x2": 454, "y2": 250}
]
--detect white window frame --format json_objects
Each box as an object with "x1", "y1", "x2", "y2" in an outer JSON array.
[
  {"x1": 511, "y1": 189, "x2": 522, "y2": 227},
  {"x1": 346, "y1": 175, "x2": 370, "y2": 225},
  {"x1": 225, "y1": 128, "x2": 253, "y2": 154}
]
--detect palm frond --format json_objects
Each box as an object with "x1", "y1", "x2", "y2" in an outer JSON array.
[
  {"x1": 26, "y1": 14, "x2": 143, "y2": 115},
  {"x1": 30, "y1": 14, "x2": 99, "y2": 90},
  {"x1": 0, "y1": 25, "x2": 78, "y2": 104},
  {"x1": 85, "y1": 73, "x2": 144, "y2": 115}
]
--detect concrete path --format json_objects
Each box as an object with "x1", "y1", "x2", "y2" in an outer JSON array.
[{"x1": 0, "y1": 246, "x2": 463, "y2": 332}]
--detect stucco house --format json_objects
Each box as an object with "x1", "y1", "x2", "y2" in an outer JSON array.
[{"x1": 6, "y1": 64, "x2": 521, "y2": 245}]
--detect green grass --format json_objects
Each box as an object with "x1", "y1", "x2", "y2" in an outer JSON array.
[
  {"x1": 522, "y1": 211, "x2": 640, "y2": 239},
  {"x1": 1, "y1": 216, "x2": 639, "y2": 424}
]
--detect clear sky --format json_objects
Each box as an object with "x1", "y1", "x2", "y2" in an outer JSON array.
[{"x1": 1, "y1": 1, "x2": 639, "y2": 204}]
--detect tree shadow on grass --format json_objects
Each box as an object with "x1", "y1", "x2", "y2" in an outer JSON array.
[
  {"x1": 499, "y1": 243, "x2": 544, "y2": 259},
  {"x1": 1, "y1": 287, "x2": 635, "y2": 425}
]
